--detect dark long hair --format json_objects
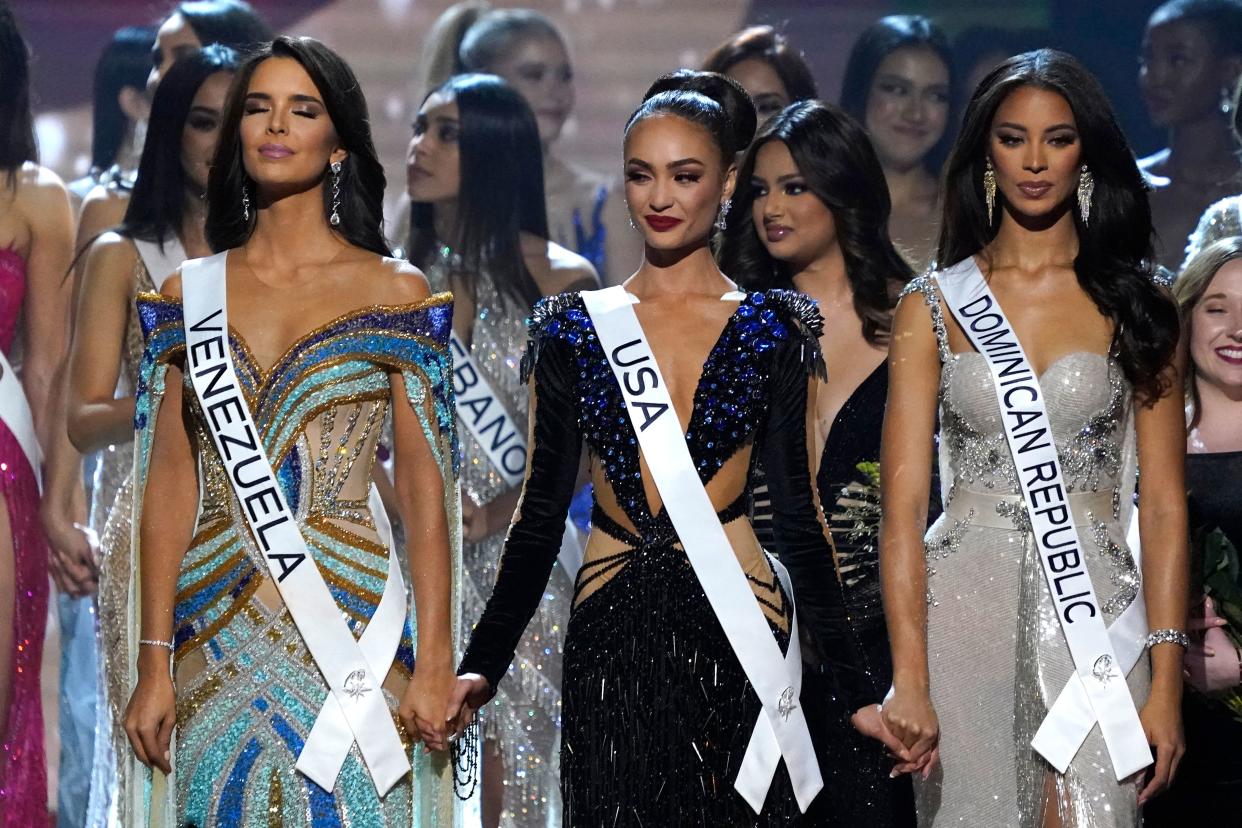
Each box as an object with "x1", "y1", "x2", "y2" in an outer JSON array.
[
  {"x1": 409, "y1": 74, "x2": 546, "y2": 309},
  {"x1": 91, "y1": 26, "x2": 156, "y2": 170},
  {"x1": 840, "y1": 14, "x2": 956, "y2": 171},
  {"x1": 701, "y1": 25, "x2": 818, "y2": 102},
  {"x1": 719, "y1": 101, "x2": 913, "y2": 345},
  {"x1": 0, "y1": 1, "x2": 37, "y2": 172},
  {"x1": 117, "y1": 45, "x2": 238, "y2": 248},
  {"x1": 626, "y1": 70, "x2": 757, "y2": 161},
  {"x1": 205, "y1": 37, "x2": 389, "y2": 256},
  {"x1": 174, "y1": 0, "x2": 272, "y2": 54},
  {"x1": 938, "y1": 49, "x2": 1178, "y2": 402}
]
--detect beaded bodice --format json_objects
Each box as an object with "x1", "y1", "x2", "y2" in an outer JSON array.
[
  {"x1": 525, "y1": 289, "x2": 820, "y2": 541},
  {"x1": 136, "y1": 293, "x2": 458, "y2": 556},
  {"x1": 0, "y1": 247, "x2": 25, "y2": 356},
  {"x1": 426, "y1": 252, "x2": 529, "y2": 507},
  {"x1": 118, "y1": 256, "x2": 156, "y2": 398},
  {"x1": 904, "y1": 275, "x2": 1131, "y2": 510}
]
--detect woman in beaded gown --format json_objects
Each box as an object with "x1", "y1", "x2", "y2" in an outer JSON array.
[
  {"x1": 62, "y1": 46, "x2": 238, "y2": 827},
  {"x1": 719, "y1": 100, "x2": 918, "y2": 827},
  {"x1": 880, "y1": 51, "x2": 1189, "y2": 827},
  {"x1": 0, "y1": 7, "x2": 77, "y2": 824},
  {"x1": 122, "y1": 38, "x2": 462, "y2": 826},
  {"x1": 452, "y1": 71, "x2": 883, "y2": 825},
  {"x1": 406, "y1": 73, "x2": 597, "y2": 827}
]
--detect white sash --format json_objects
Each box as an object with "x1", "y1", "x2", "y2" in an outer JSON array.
[
  {"x1": 937, "y1": 258, "x2": 1151, "y2": 780},
  {"x1": 450, "y1": 330, "x2": 584, "y2": 578},
  {"x1": 580, "y1": 286, "x2": 821, "y2": 813},
  {"x1": 0, "y1": 347, "x2": 41, "y2": 493},
  {"x1": 181, "y1": 252, "x2": 410, "y2": 795},
  {"x1": 133, "y1": 237, "x2": 186, "y2": 291}
]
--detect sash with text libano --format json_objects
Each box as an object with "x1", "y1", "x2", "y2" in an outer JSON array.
[
  {"x1": 936, "y1": 258, "x2": 1152, "y2": 780},
  {"x1": 580, "y1": 286, "x2": 821, "y2": 813},
  {"x1": 180, "y1": 252, "x2": 411, "y2": 795},
  {"x1": 450, "y1": 331, "x2": 584, "y2": 577}
]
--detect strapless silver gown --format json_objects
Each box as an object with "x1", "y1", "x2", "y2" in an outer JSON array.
[{"x1": 906, "y1": 276, "x2": 1148, "y2": 828}]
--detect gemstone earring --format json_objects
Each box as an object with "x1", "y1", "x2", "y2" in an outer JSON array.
[
  {"x1": 715, "y1": 198, "x2": 731, "y2": 231},
  {"x1": 241, "y1": 182, "x2": 251, "y2": 222},
  {"x1": 1077, "y1": 164, "x2": 1094, "y2": 226},
  {"x1": 329, "y1": 160, "x2": 342, "y2": 226},
  {"x1": 983, "y1": 159, "x2": 997, "y2": 225}
]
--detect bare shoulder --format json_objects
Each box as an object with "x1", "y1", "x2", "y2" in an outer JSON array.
[
  {"x1": 15, "y1": 163, "x2": 70, "y2": 211},
  {"x1": 521, "y1": 235, "x2": 599, "y2": 295},
  {"x1": 78, "y1": 181, "x2": 130, "y2": 227},
  {"x1": 368, "y1": 255, "x2": 432, "y2": 304},
  {"x1": 161, "y1": 271, "x2": 184, "y2": 299},
  {"x1": 83, "y1": 231, "x2": 139, "y2": 273}
]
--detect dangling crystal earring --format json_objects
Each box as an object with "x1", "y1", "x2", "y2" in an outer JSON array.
[
  {"x1": 329, "y1": 160, "x2": 342, "y2": 226},
  {"x1": 983, "y1": 158, "x2": 997, "y2": 225},
  {"x1": 1077, "y1": 164, "x2": 1094, "y2": 225},
  {"x1": 1222, "y1": 86, "x2": 1234, "y2": 116},
  {"x1": 715, "y1": 198, "x2": 731, "y2": 231},
  {"x1": 241, "y1": 182, "x2": 251, "y2": 222}
]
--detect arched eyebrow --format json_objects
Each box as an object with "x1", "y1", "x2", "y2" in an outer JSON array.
[
  {"x1": 245, "y1": 91, "x2": 325, "y2": 106},
  {"x1": 994, "y1": 121, "x2": 1077, "y2": 133},
  {"x1": 625, "y1": 157, "x2": 705, "y2": 170}
]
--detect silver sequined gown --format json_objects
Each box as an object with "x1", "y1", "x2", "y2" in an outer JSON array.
[
  {"x1": 83, "y1": 254, "x2": 157, "y2": 827},
  {"x1": 427, "y1": 255, "x2": 570, "y2": 828},
  {"x1": 906, "y1": 275, "x2": 1149, "y2": 828}
]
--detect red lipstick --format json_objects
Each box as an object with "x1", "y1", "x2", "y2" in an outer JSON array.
[{"x1": 644, "y1": 215, "x2": 683, "y2": 232}]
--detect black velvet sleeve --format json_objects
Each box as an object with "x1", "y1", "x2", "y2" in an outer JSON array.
[
  {"x1": 458, "y1": 330, "x2": 583, "y2": 692},
  {"x1": 760, "y1": 336, "x2": 877, "y2": 713}
]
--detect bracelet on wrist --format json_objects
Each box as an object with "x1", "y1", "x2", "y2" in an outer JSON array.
[
  {"x1": 139, "y1": 638, "x2": 175, "y2": 651},
  {"x1": 1145, "y1": 628, "x2": 1189, "y2": 650}
]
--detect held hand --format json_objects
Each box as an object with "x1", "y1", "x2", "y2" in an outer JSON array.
[
  {"x1": 461, "y1": 488, "x2": 519, "y2": 543},
  {"x1": 40, "y1": 503, "x2": 97, "y2": 596},
  {"x1": 124, "y1": 669, "x2": 176, "y2": 775},
  {"x1": 445, "y1": 673, "x2": 491, "y2": 738},
  {"x1": 401, "y1": 659, "x2": 456, "y2": 753},
  {"x1": 1184, "y1": 596, "x2": 1240, "y2": 693},
  {"x1": 1137, "y1": 691, "x2": 1185, "y2": 806},
  {"x1": 880, "y1": 688, "x2": 940, "y2": 769},
  {"x1": 852, "y1": 703, "x2": 920, "y2": 768}
]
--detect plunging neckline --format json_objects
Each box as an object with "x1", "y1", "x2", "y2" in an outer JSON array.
[{"x1": 624, "y1": 290, "x2": 746, "y2": 441}]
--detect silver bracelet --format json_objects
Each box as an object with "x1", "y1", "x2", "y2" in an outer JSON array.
[
  {"x1": 1145, "y1": 628, "x2": 1190, "y2": 649},
  {"x1": 139, "y1": 638, "x2": 175, "y2": 651}
]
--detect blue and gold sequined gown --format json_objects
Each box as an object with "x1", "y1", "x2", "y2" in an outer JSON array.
[
  {"x1": 460, "y1": 290, "x2": 874, "y2": 826},
  {"x1": 903, "y1": 275, "x2": 1149, "y2": 827},
  {"x1": 128, "y1": 291, "x2": 463, "y2": 827}
]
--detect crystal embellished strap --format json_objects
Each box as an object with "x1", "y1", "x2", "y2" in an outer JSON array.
[{"x1": 1145, "y1": 628, "x2": 1189, "y2": 649}]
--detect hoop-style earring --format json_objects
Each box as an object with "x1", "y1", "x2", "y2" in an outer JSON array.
[
  {"x1": 1077, "y1": 164, "x2": 1094, "y2": 225},
  {"x1": 329, "y1": 160, "x2": 342, "y2": 226},
  {"x1": 983, "y1": 159, "x2": 997, "y2": 225},
  {"x1": 242, "y1": 182, "x2": 251, "y2": 222},
  {"x1": 715, "y1": 198, "x2": 731, "y2": 231}
]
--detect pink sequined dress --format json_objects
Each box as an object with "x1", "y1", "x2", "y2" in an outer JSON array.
[{"x1": 0, "y1": 246, "x2": 49, "y2": 824}]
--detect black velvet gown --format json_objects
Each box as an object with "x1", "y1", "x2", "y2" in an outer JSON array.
[{"x1": 459, "y1": 290, "x2": 873, "y2": 826}]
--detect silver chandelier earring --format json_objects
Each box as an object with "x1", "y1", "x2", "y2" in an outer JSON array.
[
  {"x1": 983, "y1": 158, "x2": 997, "y2": 225},
  {"x1": 241, "y1": 182, "x2": 251, "y2": 222},
  {"x1": 715, "y1": 198, "x2": 731, "y2": 231},
  {"x1": 329, "y1": 161, "x2": 342, "y2": 226},
  {"x1": 1077, "y1": 164, "x2": 1094, "y2": 225}
]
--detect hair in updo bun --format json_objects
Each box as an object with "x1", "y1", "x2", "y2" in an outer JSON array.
[{"x1": 625, "y1": 69, "x2": 757, "y2": 159}]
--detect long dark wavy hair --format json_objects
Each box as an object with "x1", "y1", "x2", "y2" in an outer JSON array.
[
  {"x1": 91, "y1": 25, "x2": 156, "y2": 171},
  {"x1": 840, "y1": 14, "x2": 956, "y2": 172},
  {"x1": 718, "y1": 100, "x2": 913, "y2": 345},
  {"x1": 205, "y1": 37, "x2": 390, "y2": 256},
  {"x1": 0, "y1": 1, "x2": 37, "y2": 173},
  {"x1": 117, "y1": 45, "x2": 238, "y2": 249},
  {"x1": 938, "y1": 49, "x2": 1179, "y2": 402},
  {"x1": 409, "y1": 73, "x2": 547, "y2": 309}
]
